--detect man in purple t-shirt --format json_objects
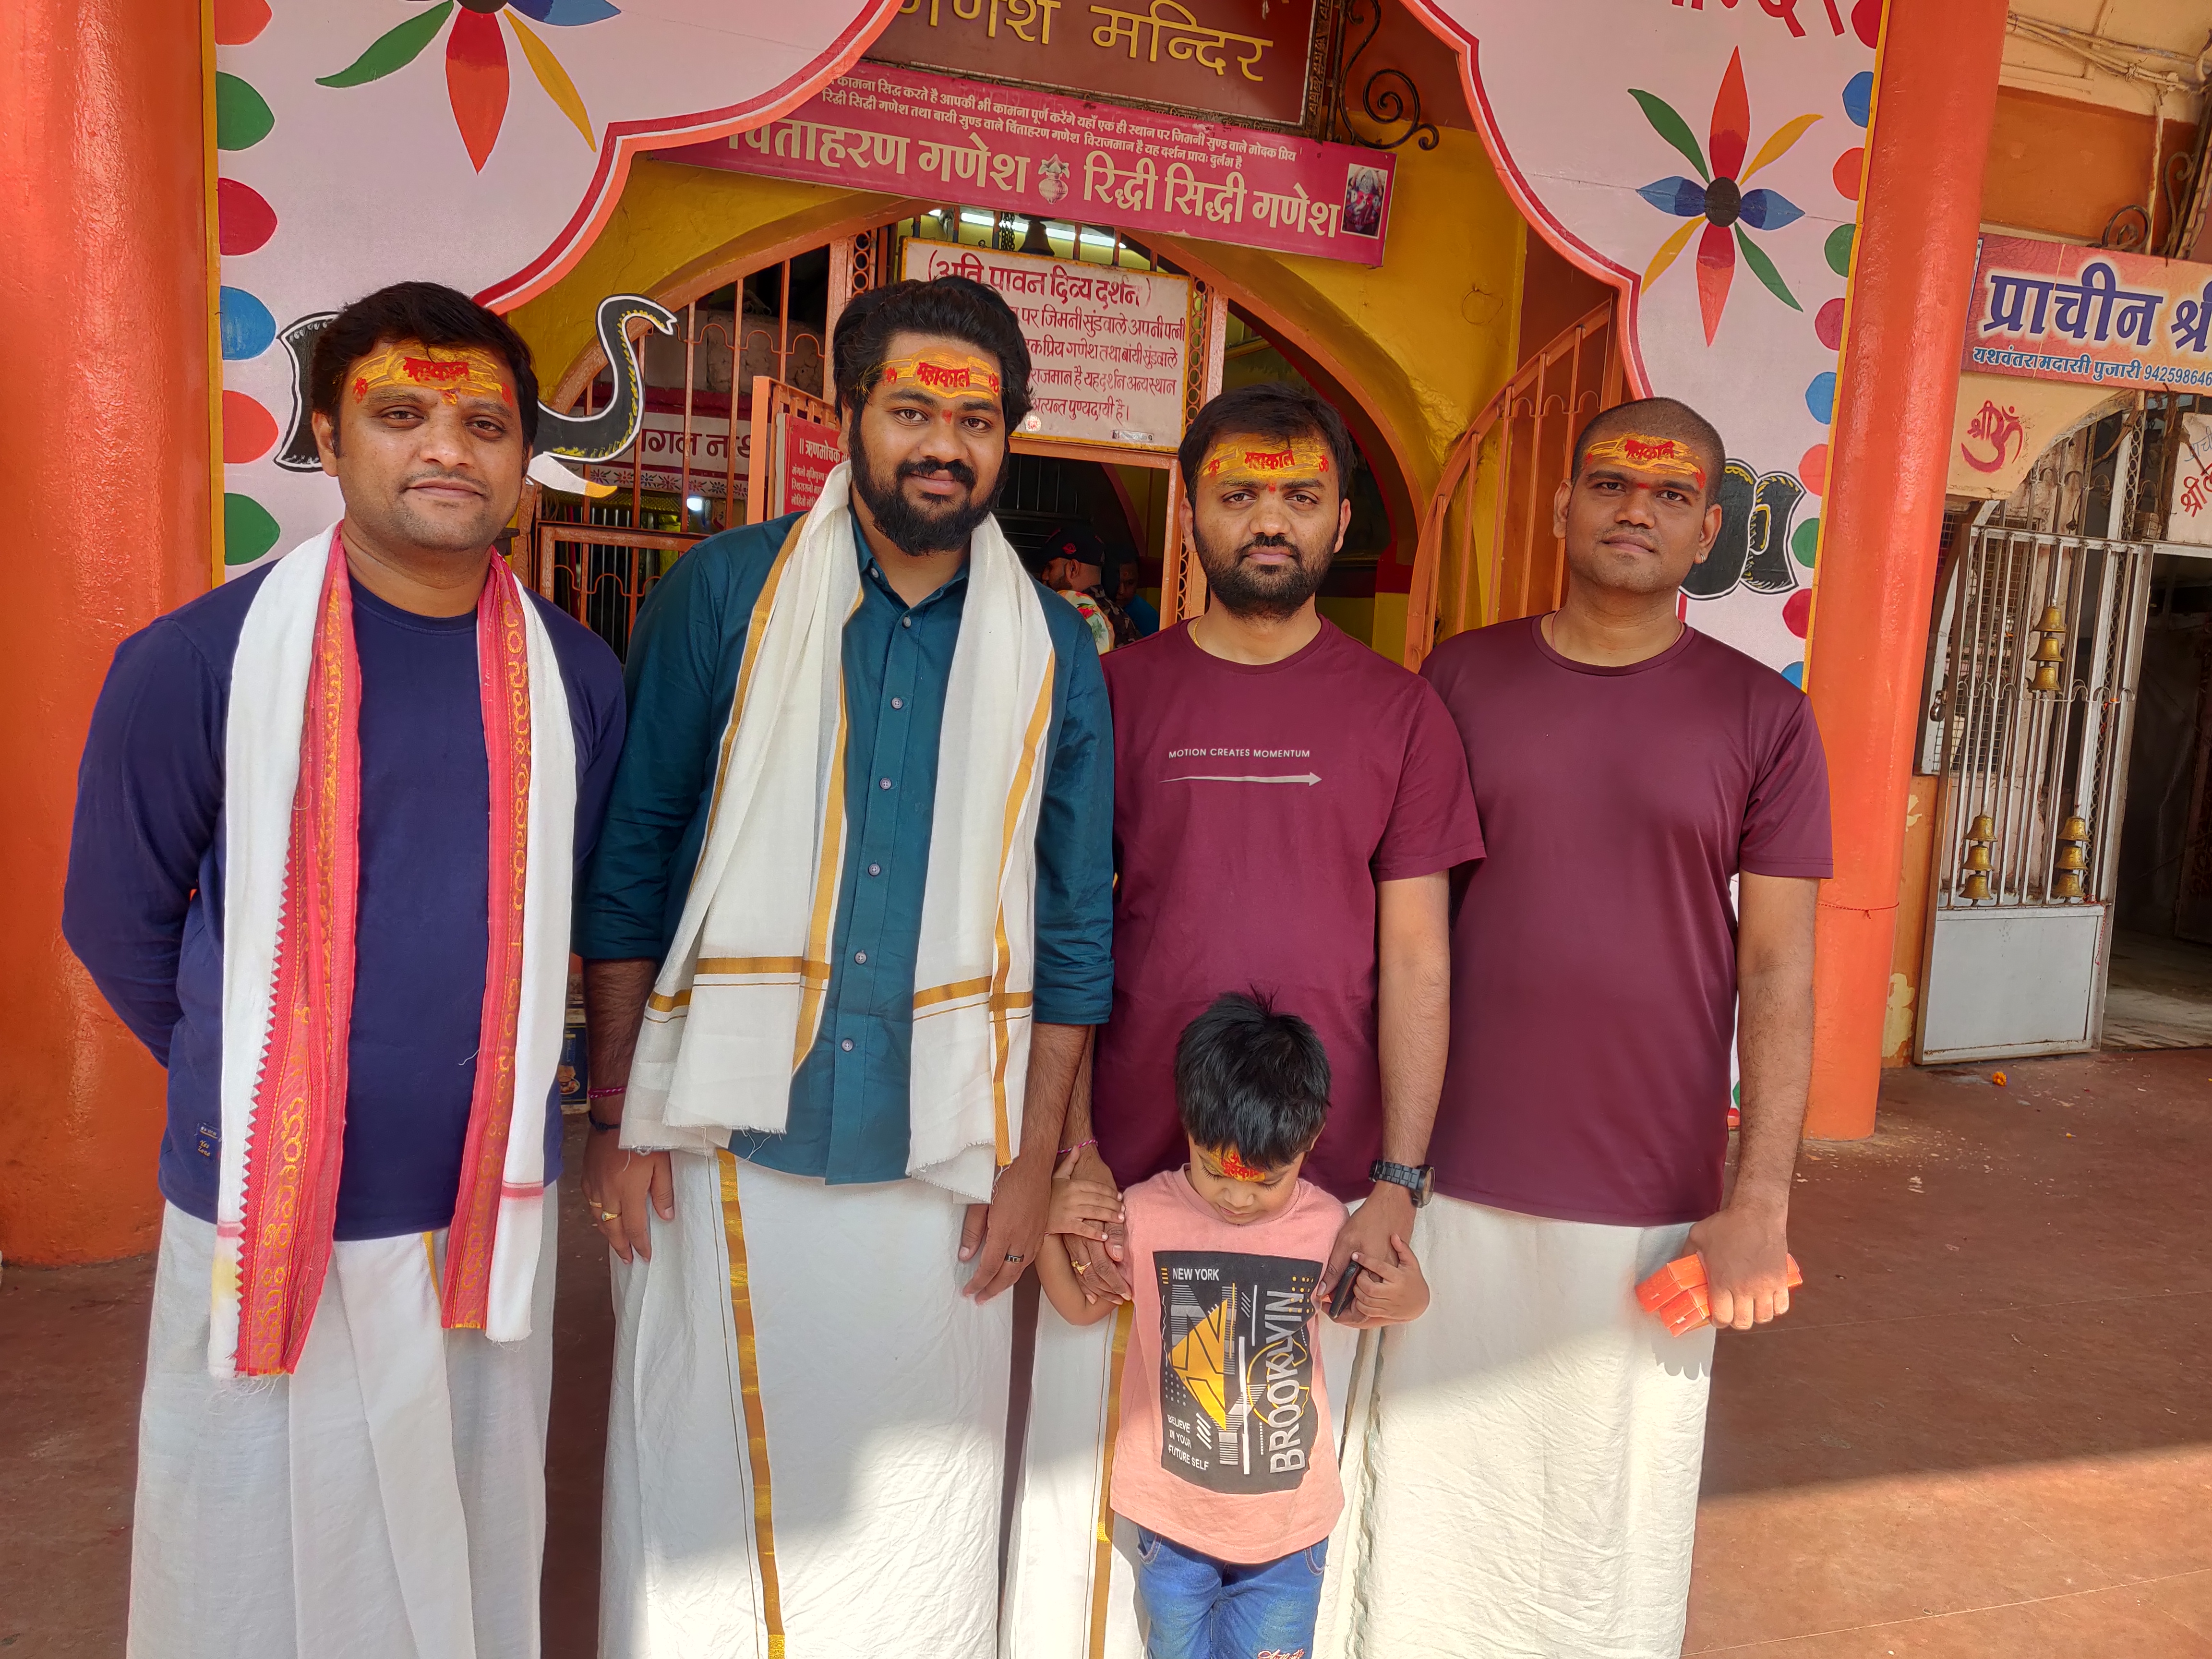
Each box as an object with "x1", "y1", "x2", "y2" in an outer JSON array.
[
  {"x1": 1068, "y1": 381, "x2": 1479, "y2": 1288},
  {"x1": 1004, "y1": 383, "x2": 1480, "y2": 1652},
  {"x1": 1345, "y1": 397, "x2": 1831, "y2": 1658}
]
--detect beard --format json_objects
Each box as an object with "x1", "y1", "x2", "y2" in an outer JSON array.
[
  {"x1": 1196, "y1": 528, "x2": 1333, "y2": 620},
  {"x1": 850, "y1": 421, "x2": 1002, "y2": 557}
]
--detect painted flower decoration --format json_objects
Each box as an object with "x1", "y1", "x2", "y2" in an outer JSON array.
[
  {"x1": 1632, "y1": 49, "x2": 1817, "y2": 345},
  {"x1": 318, "y1": 0, "x2": 619, "y2": 173}
]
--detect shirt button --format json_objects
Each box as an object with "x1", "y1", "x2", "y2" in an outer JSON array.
[
  {"x1": 867, "y1": 863, "x2": 881, "y2": 876},
  {"x1": 891, "y1": 697, "x2": 904, "y2": 709},
  {"x1": 878, "y1": 777, "x2": 892, "y2": 790},
  {"x1": 854, "y1": 950, "x2": 868, "y2": 964},
  {"x1": 840, "y1": 1038, "x2": 855, "y2": 1052}
]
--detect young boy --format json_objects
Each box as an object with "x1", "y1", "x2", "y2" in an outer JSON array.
[{"x1": 1040, "y1": 992, "x2": 1428, "y2": 1659}]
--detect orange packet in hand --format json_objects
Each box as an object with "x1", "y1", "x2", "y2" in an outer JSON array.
[{"x1": 1636, "y1": 1252, "x2": 1802, "y2": 1336}]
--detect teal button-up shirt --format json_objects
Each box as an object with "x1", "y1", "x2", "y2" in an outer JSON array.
[{"x1": 575, "y1": 510, "x2": 1115, "y2": 1183}]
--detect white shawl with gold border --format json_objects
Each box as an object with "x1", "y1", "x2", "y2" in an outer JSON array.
[{"x1": 620, "y1": 462, "x2": 1057, "y2": 1202}]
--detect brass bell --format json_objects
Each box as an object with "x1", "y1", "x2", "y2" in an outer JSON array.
[
  {"x1": 1965, "y1": 843, "x2": 1994, "y2": 871},
  {"x1": 2036, "y1": 604, "x2": 2065, "y2": 633},
  {"x1": 2056, "y1": 843, "x2": 2087, "y2": 870},
  {"x1": 2059, "y1": 815, "x2": 2089, "y2": 841},
  {"x1": 2032, "y1": 634, "x2": 2064, "y2": 663},
  {"x1": 1968, "y1": 814, "x2": 1996, "y2": 840},
  {"x1": 1961, "y1": 871, "x2": 1992, "y2": 900},
  {"x1": 2031, "y1": 660, "x2": 2062, "y2": 691},
  {"x1": 2052, "y1": 869, "x2": 2085, "y2": 899}
]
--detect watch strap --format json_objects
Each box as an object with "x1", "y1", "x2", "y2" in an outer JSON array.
[{"x1": 1369, "y1": 1159, "x2": 1433, "y2": 1206}]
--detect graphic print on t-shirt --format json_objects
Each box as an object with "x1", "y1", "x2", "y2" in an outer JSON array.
[
  {"x1": 1155, "y1": 1250, "x2": 1322, "y2": 1493},
  {"x1": 1161, "y1": 744, "x2": 1321, "y2": 787}
]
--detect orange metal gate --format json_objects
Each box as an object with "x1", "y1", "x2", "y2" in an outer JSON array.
[{"x1": 1402, "y1": 301, "x2": 1623, "y2": 668}]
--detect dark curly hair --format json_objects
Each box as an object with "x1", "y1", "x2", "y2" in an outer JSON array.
[
  {"x1": 830, "y1": 276, "x2": 1033, "y2": 433},
  {"x1": 309, "y1": 280, "x2": 540, "y2": 449}
]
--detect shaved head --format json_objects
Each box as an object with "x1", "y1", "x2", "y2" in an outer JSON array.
[{"x1": 1571, "y1": 397, "x2": 1725, "y2": 503}]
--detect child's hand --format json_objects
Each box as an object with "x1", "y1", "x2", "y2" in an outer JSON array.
[
  {"x1": 1046, "y1": 1168, "x2": 1123, "y2": 1245},
  {"x1": 1341, "y1": 1235, "x2": 1429, "y2": 1326}
]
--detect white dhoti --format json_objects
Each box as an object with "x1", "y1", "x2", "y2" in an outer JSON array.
[
  {"x1": 128, "y1": 1202, "x2": 557, "y2": 1659},
  {"x1": 1002, "y1": 1251, "x2": 1364, "y2": 1659},
  {"x1": 1330, "y1": 1198, "x2": 1713, "y2": 1659},
  {"x1": 601, "y1": 1151, "x2": 1013, "y2": 1659}
]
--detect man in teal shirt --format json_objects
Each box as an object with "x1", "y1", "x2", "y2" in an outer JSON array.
[{"x1": 576, "y1": 276, "x2": 1113, "y2": 1657}]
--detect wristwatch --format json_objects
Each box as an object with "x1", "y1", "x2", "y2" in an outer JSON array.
[{"x1": 1370, "y1": 1160, "x2": 1434, "y2": 1207}]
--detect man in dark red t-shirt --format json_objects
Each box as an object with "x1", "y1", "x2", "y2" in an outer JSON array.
[
  {"x1": 1004, "y1": 383, "x2": 1481, "y2": 1652},
  {"x1": 1070, "y1": 381, "x2": 1480, "y2": 1286},
  {"x1": 1346, "y1": 397, "x2": 1831, "y2": 1659}
]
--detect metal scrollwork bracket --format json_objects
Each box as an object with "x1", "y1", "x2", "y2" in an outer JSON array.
[{"x1": 1329, "y1": 0, "x2": 1439, "y2": 153}]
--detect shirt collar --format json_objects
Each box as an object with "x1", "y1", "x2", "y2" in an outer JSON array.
[{"x1": 849, "y1": 503, "x2": 971, "y2": 611}]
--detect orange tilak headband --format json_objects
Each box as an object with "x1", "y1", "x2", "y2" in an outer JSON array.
[
  {"x1": 1199, "y1": 435, "x2": 1332, "y2": 481},
  {"x1": 1581, "y1": 432, "x2": 1706, "y2": 492},
  {"x1": 350, "y1": 342, "x2": 515, "y2": 408},
  {"x1": 876, "y1": 352, "x2": 1002, "y2": 398}
]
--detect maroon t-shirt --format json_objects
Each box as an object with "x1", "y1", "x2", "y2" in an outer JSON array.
[
  {"x1": 1420, "y1": 617, "x2": 1832, "y2": 1226},
  {"x1": 1096, "y1": 621, "x2": 1485, "y2": 1200}
]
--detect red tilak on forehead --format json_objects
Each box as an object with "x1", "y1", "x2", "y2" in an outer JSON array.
[{"x1": 1215, "y1": 1147, "x2": 1271, "y2": 1182}]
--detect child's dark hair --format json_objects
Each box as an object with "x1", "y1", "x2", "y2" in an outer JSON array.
[{"x1": 1174, "y1": 991, "x2": 1331, "y2": 1168}]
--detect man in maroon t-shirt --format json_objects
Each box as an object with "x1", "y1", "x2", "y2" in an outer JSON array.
[
  {"x1": 1066, "y1": 381, "x2": 1480, "y2": 1291},
  {"x1": 1345, "y1": 397, "x2": 1831, "y2": 1659},
  {"x1": 1003, "y1": 383, "x2": 1481, "y2": 1653}
]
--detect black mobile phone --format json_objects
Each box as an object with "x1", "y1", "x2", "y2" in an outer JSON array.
[{"x1": 1327, "y1": 1259, "x2": 1364, "y2": 1320}]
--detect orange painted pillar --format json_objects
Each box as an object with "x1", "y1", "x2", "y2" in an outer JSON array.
[
  {"x1": 0, "y1": 0, "x2": 214, "y2": 1260},
  {"x1": 1802, "y1": 0, "x2": 2007, "y2": 1139}
]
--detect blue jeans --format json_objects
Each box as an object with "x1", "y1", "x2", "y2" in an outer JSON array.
[{"x1": 1132, "y1": 1526, "x2": 1327, "y2": 1659}]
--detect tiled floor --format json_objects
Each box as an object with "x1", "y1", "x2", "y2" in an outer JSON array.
[{"x1": 5, "y1": 1049, "x2": 2209, "y2": 1656}]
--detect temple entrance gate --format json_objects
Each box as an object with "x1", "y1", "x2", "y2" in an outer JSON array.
[{"x1": 1914, "y1": 410, "x2": 2159, "y2": 1061}]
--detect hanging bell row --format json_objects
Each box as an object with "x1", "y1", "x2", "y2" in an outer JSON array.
[
  {"x1": 1959, "y1": 812, "x2": 1997, "y2": 901},
  {"x1": 2029, "y1": 604, "x2": 2066, "y2": 692},
  {"x1": 2052, "y1": 812, "x2": 2091, "y2": 900}
]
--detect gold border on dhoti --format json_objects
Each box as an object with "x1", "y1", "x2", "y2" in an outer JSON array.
[
  {"x1": 718, "y1": 1150, "x2": 788, "y2": 1656},
  {"x1": 1088, "y1": 1301, "x2": 1135, "y2": 1659}
]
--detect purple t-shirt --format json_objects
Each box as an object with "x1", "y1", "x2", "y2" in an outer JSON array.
[
  {"x1": 1096, "y1": 622, "x2": 1485, "y2": 1201},
  {"x1": 1419, "y1": 617, "x2": 1832, "y2": 1227}
]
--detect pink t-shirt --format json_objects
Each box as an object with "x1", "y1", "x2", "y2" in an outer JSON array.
[
  {"x1": 1419, "y1": 618, "x2": 1833, "y2": 1226},
  {"x1": 1108, "y1": 1169, "x2": 1349, "y2": 1563},
  {"x1": 1096, "y1": 622, "x2": 1485, "y2": 1200}
]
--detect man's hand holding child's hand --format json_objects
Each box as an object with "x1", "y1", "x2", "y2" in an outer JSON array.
[{"x1": 1334, "y1": 1235, "x2": 1429, "y2": 1325}]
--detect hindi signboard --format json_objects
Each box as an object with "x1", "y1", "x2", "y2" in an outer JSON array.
[
  {"x1": 865, "y1": 0, "x2": 1322, "y2": 131},
  {"x1": 586, "y1": 409, "x2": 751, "y2": 500},
  {"x1": 901, "y1": 239, "x2": 1189, "y2": 449},
  {"x1": 2167, "y1": 411, "x2": 2212, "y2": 547},
  {"x1": 661, "y1": 61, "x2": 1394, "y2": 267},
  {"x1": 1963, "y1": 234, "x2": 2212, "y2": 392},
  {"x1": 779, "y1": 415, "x2": 844, "y2": 516}
]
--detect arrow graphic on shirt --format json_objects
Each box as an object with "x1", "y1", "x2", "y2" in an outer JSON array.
[{"x1": 1161, "y1": 772, "x2": 1323, "y2": 785}]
